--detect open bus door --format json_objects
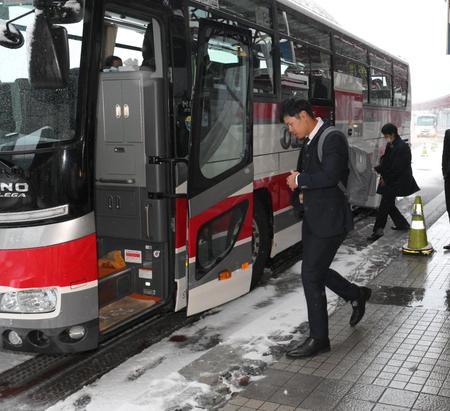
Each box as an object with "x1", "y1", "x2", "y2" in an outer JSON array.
[{"x1": 186, "y1": 21, "x2": 254, "y2": 315}]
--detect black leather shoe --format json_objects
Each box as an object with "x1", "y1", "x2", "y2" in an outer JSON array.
[
  {"x1": 286, "y1": 337, "x2": 330, "y2": 358},
  {"x1": 367, "y1": 229, "x2": 383, "y2": 241},
  {"x1": 391, "y1": 225, "x2": 410, "y2": 231},
  {"x1": 350, "y1": 286, "x2": 372, "y2": 327},
  {"x1": 444, "y1": 244, "x2": 450, "y2": 250}
]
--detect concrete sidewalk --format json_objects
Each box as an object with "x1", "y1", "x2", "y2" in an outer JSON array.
[{"x1": 222, "y1": 211, "x2": 450, "y2": 411}]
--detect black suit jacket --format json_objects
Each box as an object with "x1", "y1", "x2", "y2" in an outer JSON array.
[
  {"x1": 443, "y1": 129, "x2": 450, "y2": 179},
  {"x1": 297, "y1": 123, "x2": 353, "y2": 238},
  {"x1": 375, "y1": 136, "x2": 419, "y2": 197}
]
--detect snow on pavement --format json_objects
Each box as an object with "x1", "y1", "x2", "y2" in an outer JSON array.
[{"x1": 46, "y1": 226, "x2": 406, "y2": 411}]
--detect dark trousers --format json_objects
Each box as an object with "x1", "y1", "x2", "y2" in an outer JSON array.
[
  {"x1": 301, "y1": 219, "x2": 360, "y2": 339},
  {"x1": 373, "y1": 191, "x2": 409, "y2": 232},
  {"x1": 445, "y1": 178, "x2": 450, "y2": 221}
]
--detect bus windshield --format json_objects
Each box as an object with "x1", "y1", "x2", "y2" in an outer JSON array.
[
  {"x1": 416, "y1": 116, "x2": 436, "y2": 127},
  {"x1": 0, "y1": 4, "x2": 83, "y2": 153}
]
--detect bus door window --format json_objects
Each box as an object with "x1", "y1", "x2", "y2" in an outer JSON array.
[
  {"x1": 196, "y1": 201, "x2": 248, "y2": 280},
  {"x1": 309, "y1": 49, "x2": 331, "y2": 101},
  {"x1": 252, "y1": 30, "x2": 274, "y2": 95},
  {"x1": 279, "y1": 39, "x2": 308, "y2": 100},
  {"x1": 198, "y1": 34, "x2": 250, "y2": 179}
]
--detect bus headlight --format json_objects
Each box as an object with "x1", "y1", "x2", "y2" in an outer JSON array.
[{"x1": 0, "y1": 288, "x2": 58, "y2": 313}]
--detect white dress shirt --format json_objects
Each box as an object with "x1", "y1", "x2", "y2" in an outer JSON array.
[{"x1": 295, "y1": 117, "x2": 324, "y2": 186}]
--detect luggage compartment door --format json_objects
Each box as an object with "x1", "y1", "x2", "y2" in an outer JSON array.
[{"x1": 186, "y1": 21, "x2": 253, "y2": 315}]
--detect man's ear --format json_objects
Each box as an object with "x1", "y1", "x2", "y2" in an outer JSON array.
[{"x1": 299, "y1": 111, "x2": 308, "y2": 122}]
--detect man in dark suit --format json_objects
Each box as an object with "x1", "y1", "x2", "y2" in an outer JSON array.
[
  {"x1": 282, "y1": 98, "x2": 371, "y2": 358},
  {"x1": 368, "y1": 123, "x2": 420, "y2": 241},
  {"x1": 443, "y1": 129, "x2": 450, "y2": 250}
]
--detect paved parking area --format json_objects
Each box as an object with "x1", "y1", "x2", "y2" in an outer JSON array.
[{"x1": 221, "y1": 212, "x2": 450, "y2": 411}]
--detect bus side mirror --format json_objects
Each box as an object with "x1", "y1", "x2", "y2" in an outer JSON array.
[
  {"x1": 28, "y1": 13, "x2": 69, "y2": 89},
  {"x1": 33, "y1": 0, "x2": 85, "y2": 24},
  {"x1": 0, "y1": 21, "x2": 24, "y2": 49}
]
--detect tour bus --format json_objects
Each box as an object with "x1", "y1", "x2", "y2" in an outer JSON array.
[
  {"x1": 0, "y1": 0, "x2": 410, "y2": 353},
  {"x1": 414, "y1": 93, "x2": 450, "y2": 138}
]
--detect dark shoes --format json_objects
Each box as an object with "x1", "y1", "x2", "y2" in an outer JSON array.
[
  {"x1": 444, "y1": 244, "x2": 450, "y2": 250},
  {"x1": 391, "y1": 225, "x2": 410, "y2": 231},
  {"x1": 287, "y1": 286, "x2": 372, "y2": 358},
  {"x1": 367, "y1": 229, "x2": 384, "y2": 241},
  {"x1": 286, "y1": 337, "x2": 330, "y2": 358},
  {"x1": 350, "y1": 286, "x2": 372, "y2": 327}
]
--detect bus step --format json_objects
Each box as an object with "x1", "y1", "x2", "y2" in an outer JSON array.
[{"x1": 99, "y1": 294, "x2": 158, "y2": 333}]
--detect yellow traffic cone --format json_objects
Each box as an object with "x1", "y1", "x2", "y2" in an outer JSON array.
[{"x1": 402, "y1": 196, "x2": 433, "y2": 255}]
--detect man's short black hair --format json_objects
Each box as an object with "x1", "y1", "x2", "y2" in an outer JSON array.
[
  {"x1": 280, "y1": 98, "x2": 315, "y2": 120},
  {"x1": 381, "y1": 123, "x2": 399, "y2": 137}
]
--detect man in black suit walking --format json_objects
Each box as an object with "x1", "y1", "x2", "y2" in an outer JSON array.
[
  {"x1": 282, "y1": 98, "x2": 371, "y2": 358},
  {"x1": 367, "y1": 123, "x2": 420, "y2": 241},
  {"x1": 443, "y1": 129, "x2": 450, "y2": 250}
]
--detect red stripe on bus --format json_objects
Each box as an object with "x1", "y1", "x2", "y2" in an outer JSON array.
[
  {"x1": 335, "y1": 89, "x2": 363, "y2": 98},
  {"x1": 254, "y1": 171, "x2": 293, "y2": 213},
  {"x1": 253, "y1": 102, "x2": 278, "y2": 122},
  {"x1": 0, "y1": 234, "x2": 97, "y2": 289},
  {"x1": 335, "y1": 91, "x2": 363, "y2": 120},
  {"x1": 175, "y1": 197, "x2": 187, "y2": 249}
]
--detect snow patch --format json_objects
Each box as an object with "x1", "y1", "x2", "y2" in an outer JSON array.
[
  {"x1": 47, "y1": 219, "x2": 410, "y2": 411},
  {"x1": 117, "y1": 373, "x2": 210, "y2": 411}
]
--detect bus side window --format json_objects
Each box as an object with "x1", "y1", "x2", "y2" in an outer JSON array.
[
  {"x1": 101, "y1": 12, "x2": 161, "y2": 73},
  {"x1": 252, "y1": 30, "x2": 274, "y2": 95},
  {"x1": 279, "y1": 38, "x2": 309, "y2": 100},
  {"x1": 309, "y1": 49, "x2": 331, "y2": 101},
  {"x1": 393, "y1": 63, "x2": 408, "y2": 107},
  {"x1": 334, "y1": 56, "x2": 368, "y2": 103},
  {"x1": 370, "y1": 69, "x2": 392, "y2": 107}
]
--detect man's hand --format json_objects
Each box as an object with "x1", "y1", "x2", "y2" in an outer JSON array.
[{"x1": 287, "y1": 170, "x2": 299, "y2": 191}]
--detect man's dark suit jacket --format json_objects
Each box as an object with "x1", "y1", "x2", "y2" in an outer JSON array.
[
  {"x1": 375, "y1": 135, "x2": 419, "y2": 197},
  {"x1": 443, "y1": 129, "x2": 450, "y2": 179},
  {"x1": 296, "y1": 122, "x2": 353, "y2": 238}
]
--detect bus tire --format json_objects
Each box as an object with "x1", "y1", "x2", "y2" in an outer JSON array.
[{"x1": 251, "y1": 200, "x2": 271, "y2": 289}]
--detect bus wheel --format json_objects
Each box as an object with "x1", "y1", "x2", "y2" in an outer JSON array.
[{"x1": 251, "y1": 201, "x2": 271, "y2": 289}]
